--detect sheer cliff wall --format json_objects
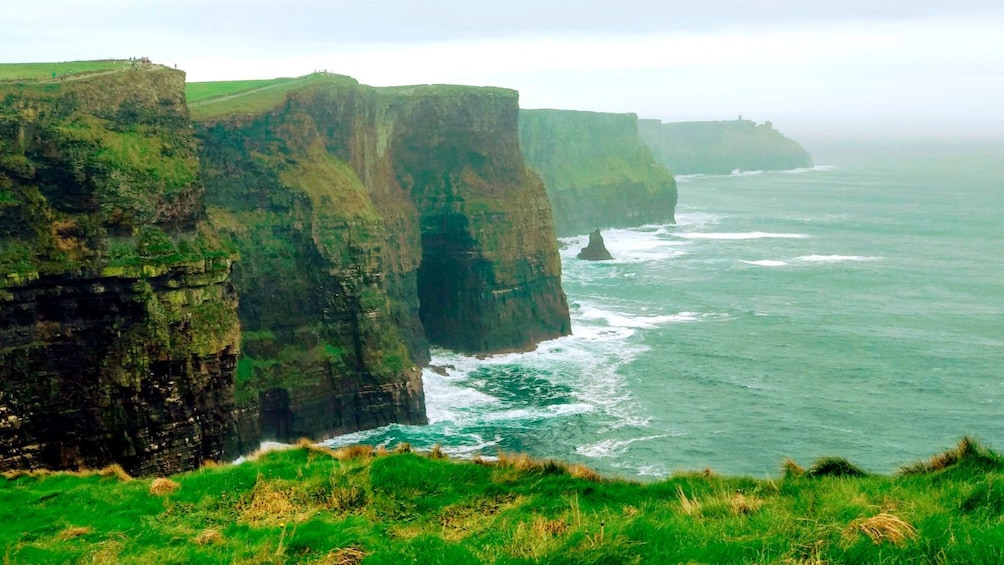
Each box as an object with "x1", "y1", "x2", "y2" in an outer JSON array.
[
  {"x1": 192, "y1": 75, "x2": 570, "y2": 449},
  {"x1": 519, "y1": 109, "x2": 677, "y2": 236},
  {"x1": 0, "y1": 66, "x2": 239, "y2": 476}
]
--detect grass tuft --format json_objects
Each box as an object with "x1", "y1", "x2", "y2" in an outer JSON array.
[
  {"x1": 325, "y1": 546, "x2": 366, "y2": 565},
  {"x1": 899, "y1": 436, "x2": 1004, "y2": 475},
  {"x1": 782, "y1": 457, "x2": 806, "y2": 478},
  {"x1": 332, "y1": 444, "x2": 375, "y2": 461},
  {"x1": 730, "y1": 491, "x2": 764, "y2": 515},
  {"x1": 429, "y1": 444, "x2": 447, "y2": 460},
  {"x1": 676, "y1": 485, "x2": 702, "y2": 517},
  {"x1": 149, "y1": 477, "x2": 179, "y2": 496},
  {"x1": 194, "y1": 528, "x2": 224, "y2": 545},
  {"x1": 97, "y1": 464, "x2": 133, "y2": 482},
  {"x1": 844, "y1": 512, "x2": 917, "y2": 546},
  {"x1": 806, "y1": 456, "x2": 868, "y2": 478},
  {"x1": 56, "y1": 526, "x2": 93, "y2": 541}
]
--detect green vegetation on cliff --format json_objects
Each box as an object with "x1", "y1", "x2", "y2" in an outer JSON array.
[
  {"x1": 638, "y1": 118, "x2": 814, "y2": 175},
  {"x1": 0, "y1": 60, "x2": 133, "y2": 82},
  {"x1": 519, "y1": 109, "x2": 677, "y2": 237},
  {"x1": 3, "y1": 438, "x2": 1003, "y2": 564},
  {"x1": 0, "y1": 63, "x2": 240, "y2": 477}
]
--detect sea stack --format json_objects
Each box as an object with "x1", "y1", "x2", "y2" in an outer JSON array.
[{"x1": 577, "y1": 229, "x2": 614, "y2": 261}]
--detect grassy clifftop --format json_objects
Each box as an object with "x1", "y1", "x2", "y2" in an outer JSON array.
[{"x1": 2, "y1": 438, "x2": 1002, "y2": 563}]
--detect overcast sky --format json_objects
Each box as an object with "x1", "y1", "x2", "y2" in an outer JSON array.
[{"x1": 5, "y1": 1, "x2": 1004, "y2": 139}]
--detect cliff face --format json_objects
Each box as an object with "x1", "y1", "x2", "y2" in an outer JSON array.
[
  {"x1": 519, "y1": 109, "x2": 677, "y2": 237},
  {"x1": 0, "y1": 66, "x2": 240, "y2": 476},
  {"x1": 193, "y1": 75, "x2": 569, "y2": 448},
  {"x1": 638, "y1": 119, "x2": 814, "y2": 175}
]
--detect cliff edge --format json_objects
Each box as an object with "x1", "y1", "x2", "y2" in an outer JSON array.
[
  {"x1": 191, "y1": 74, "x2": 570, "y2": 449},
  {"x1": 638, "y1": 118, "x2": 813, "y2": 175}
]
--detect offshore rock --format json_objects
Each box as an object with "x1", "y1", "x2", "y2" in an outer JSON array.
[
  {"x1": 577, "y1": 228, "x2": 613, "y2": 261},
  {"x1": 519, "y1": 109, "x2": 677, "y2": 236},
  {"x1": 192, "y1": 74, "x2": 570, "y2": 448},
  {"x1": 638, "y1": 118, "x2": 814, "y2": 175},
  {"x1": 0, "y1": 64, "x2": 239, "y2": 476}
]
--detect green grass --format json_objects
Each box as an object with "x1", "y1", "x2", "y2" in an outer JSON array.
[
  {"x1": 187, "y1": 73, "x2": 357, "y2": 120},
  {"x1": 3, "y1": 438, "x2": 1004, "y2": 564},
  {"x1": 0, "y1": 60, "x2": 132, "y2": 81},
  {"x1": 185, "y1": 78, "x2": 295, "y2": 103}
]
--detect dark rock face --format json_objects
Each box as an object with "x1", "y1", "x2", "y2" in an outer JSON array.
[
  {"x1": 577, "y1": 229, "x2": 613, "y2": 261},
  {"x1": 638, "y1": 118, "x2": 814, "y2": 175},
  {"x1": 0, "y1": 67, "x2": 240, "y2": 476},
  {"x1": 519, "y1": 109, "x2": 677, "y2": 236},
  {"x1": 195, "y1": 76, "x2": 570, "y2": 448}
]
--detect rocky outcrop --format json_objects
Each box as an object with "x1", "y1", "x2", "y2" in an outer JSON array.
[
  {"x1": 577, "y1": 228, "x2": 613, "y2": 261},
  {"x1": 0, "y1": 65, "x2": 240, "y2": 476},
  {"x1": 638, "y1": 118, "x2": 813, "y2": 175},
  {"x1": 193, "y1": 74, "x2": 570, "y2": 449},
  {"x1": 519, "y1": 109, "x2": 677, "y2": 236}
]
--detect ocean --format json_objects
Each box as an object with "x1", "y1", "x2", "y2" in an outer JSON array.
[{"x1": 322, "y1": 139, "x2": 1004, "y2": 479}]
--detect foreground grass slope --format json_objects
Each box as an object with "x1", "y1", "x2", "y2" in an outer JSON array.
[{"x1": 2, "y1": 439, "x2": 1003, "y2": 564}]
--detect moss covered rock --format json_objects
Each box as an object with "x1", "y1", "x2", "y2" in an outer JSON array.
[{"x1": 0, "y1": 64, "x2": 239, "y2": 476}]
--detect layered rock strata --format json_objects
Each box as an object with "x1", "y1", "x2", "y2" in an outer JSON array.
[
  {"x1": 193, "y1": 74, "x2": 570, "y2": 448},
  {"x1": 519, "y1": 109, "x2": 677, "y2": 236},
  {"x1": 0, "y1": 65, "x2": 239, "y2": 476}
]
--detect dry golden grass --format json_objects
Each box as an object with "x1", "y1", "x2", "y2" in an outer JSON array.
[
  {"x1": 97, "y1": 464, "x2": 133, "y2": 482},
  {"x1": 326, "y1": 546, "x2": 366, "y2": 565},
  {"x1": 429, "y1": 444, "x2": 447, "y2": 459},
  {"x1": 240, "y1": 480, "x2": 295, "y2": 526},
  {"x1": 149, "y1": 477, "x2": 180, "y2": 496},
  {"x1": 566, "y1": 464, "x2": 603, "y2": 482},
  {"x1": 677, "y1": 486, "x2": 702, "y2": 517},
  {"x1": 782, "y1": 458, "x2": 806, "y2": 477},
  {"x1": 844, "y1": 512, "x2": 917, "y2": 546},
  {"x1": 194, "y1": 528, "x2": 224, "y2": 545},
  {"x1": 729, "y1": 492, "x2": 764, "y2": 515},
  {"x1": 332, "y1": 444, "x2": 375, "y2": 461},
  {"x1": 532, "y1": 516, "x2": 568, "y2": 537},
  {"x1": 393, "y1": 442, "x2": 412, "y2": 454},
  {"x1": 56, "y1": 526, "x2": 93, "y2": 541}
]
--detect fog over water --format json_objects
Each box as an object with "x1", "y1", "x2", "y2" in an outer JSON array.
[{"x1": 5, "y1": 1, "x2": 1004, "y2": 139}]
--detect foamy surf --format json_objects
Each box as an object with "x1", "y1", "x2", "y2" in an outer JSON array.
[
  {"x1": 796, "y1": 255, "x2": 883, "y2": 263},
  {"x1": 741, "y1": 259, "x2": 788, "y2": 267},
  {"x1": 675, "y1": 231, "x2": 810, "y2": 240}
]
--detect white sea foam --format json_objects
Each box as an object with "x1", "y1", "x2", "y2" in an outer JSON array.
[
  {"x1": 676, "y1": 231, "x2": 810, "y2": 240},
  {"x1": 576, "y1": 434, "x2": 671, "y2": 458},
  {"x1": 741, "y1": 259, "x2": 788, "y2": 267},
  {"x1": 576, "y1": 304, "x2": 700, "y2": 329},
  {"x1": 796, "y1": 254, "x2": 883, "y2": 263},
  {"x1": 232, "y1": 441, "x2": 296, "y2": 464},
  {"x1": 778, "y1": 165, "x2": 837, "y2": 174},
  {"x1": 731, "y1": 169, "x2": 766, "y2": 176}
]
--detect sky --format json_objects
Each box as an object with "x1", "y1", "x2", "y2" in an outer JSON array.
[{"x1": 5, "y1": 1, "x2": 1004, "y2": 140}]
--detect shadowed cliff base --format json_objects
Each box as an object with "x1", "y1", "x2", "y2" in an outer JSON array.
[
  {"x1": 192, "y1": 73, "x2": 570, "y2": 450},
  {"x1": 519, "y1": 109, "x2": 677, "y2": 237}
]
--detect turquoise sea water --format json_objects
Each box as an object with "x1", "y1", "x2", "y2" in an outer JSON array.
[{"x1": 323, "y1": 140, "x2": 1004, "y2": 479}]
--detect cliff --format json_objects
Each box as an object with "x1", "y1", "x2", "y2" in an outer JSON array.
[
  {"x1": 0, "y1": 63, "x2": 240, "y2": 476},
  {"x1": 191, "y1": 74, "x2": 570, "y2": 449},
  {"x1": 518, "y1": 109, "x2": 677, "y2": 236},
  {"x1": 638, "y1": 118, "x2": 814, "y2": 175}
]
